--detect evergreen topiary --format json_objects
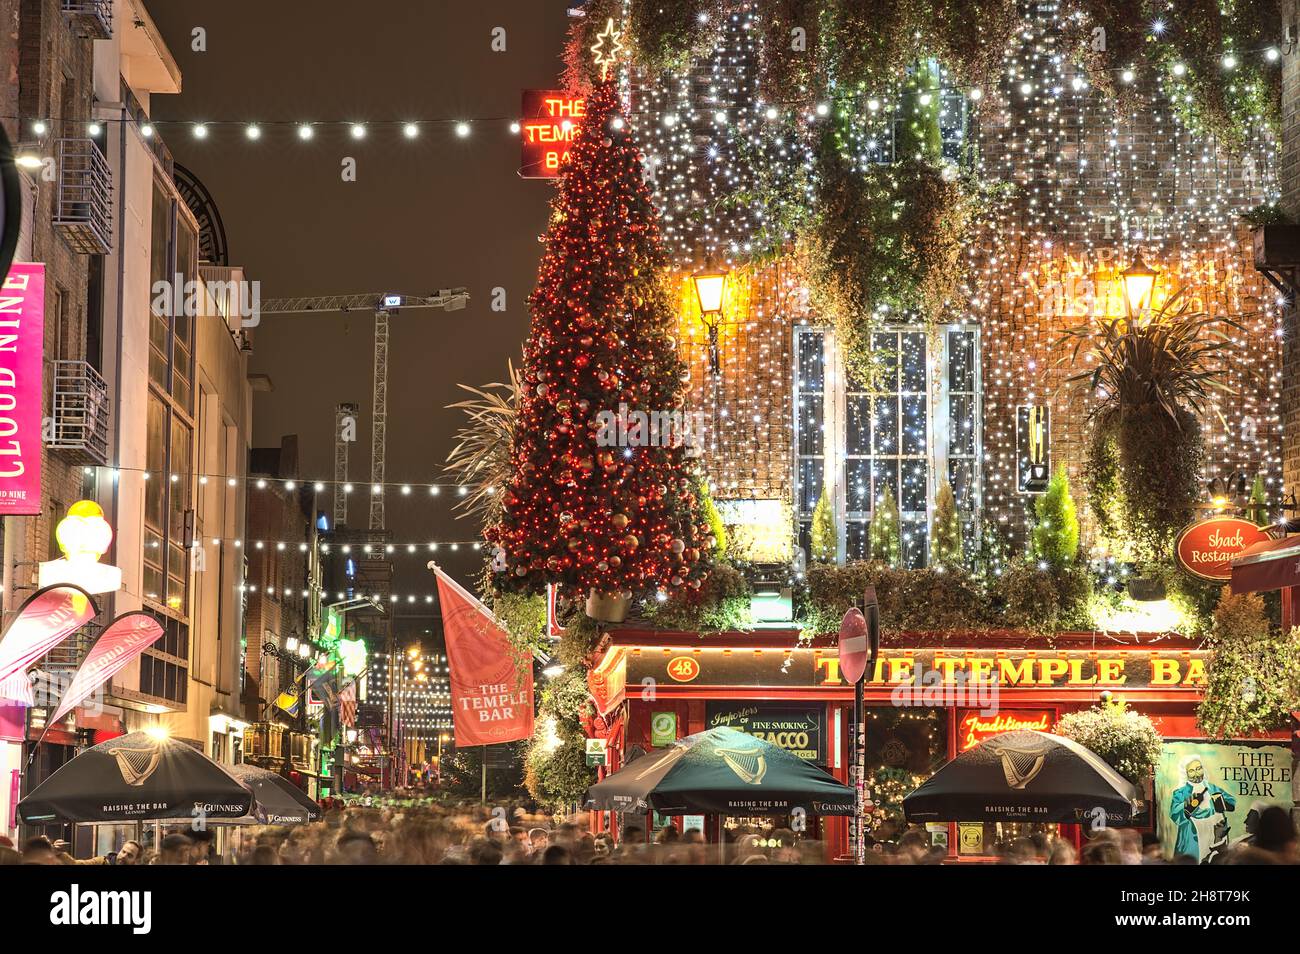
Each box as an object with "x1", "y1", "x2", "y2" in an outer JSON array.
[
  {"x1": 1030, "y1": 464, "x2": 1080, "y2": 569},
  {"x1": 870, "y1": 485, "x2": 901, "y2": 568}
]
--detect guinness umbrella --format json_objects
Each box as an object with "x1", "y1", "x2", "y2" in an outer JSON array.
[
  {"x1": 903, "y1": 730, "x2": 1141, "y2": 825},
  {"x1": 226, "y1": 764, "x2": 322, "y2": 825},
  {"x1": 587, "y1": 726, "x2": 853, "y2": 816},
  {"x1": 18, "y1": 731, "x2": 254, "y2": 824}
]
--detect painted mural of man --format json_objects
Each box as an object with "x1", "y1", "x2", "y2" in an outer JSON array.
[{"x1": 1169, "y1": 756, "x2": 1237, "y2": 863}]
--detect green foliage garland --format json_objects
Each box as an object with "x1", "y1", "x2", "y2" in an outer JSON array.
[
  {"x1": 1198, "y1": 590, "x2": 1300, "y2": 738},
  {"x1": 643, "y1": 561, "x2": 753, "y2": 632}
]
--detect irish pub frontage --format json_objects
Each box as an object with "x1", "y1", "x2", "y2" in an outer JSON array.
[{"x1": 586, "y1": 626, "x2": 1292, "y2": 862}]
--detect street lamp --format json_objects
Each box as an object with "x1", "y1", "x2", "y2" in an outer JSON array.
[
  {"x1": 1121, "y1": 251, "x2": 1157, "y2": 317},
  {"x1": 691, "y1": 256, "x2": 728, "y2": 375}
]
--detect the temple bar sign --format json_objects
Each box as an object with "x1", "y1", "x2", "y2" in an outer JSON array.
[
  {"x1": 627, "y1": 648, "x2": 1207, "y2": 691},
  {"x1": 520, "y1": 90, "x2": 585, "y2": 178}
]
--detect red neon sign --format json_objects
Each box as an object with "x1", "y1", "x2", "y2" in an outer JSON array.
[
  {"x1": 520, "y1": 90, "x2": 585, "y2": 178},
  {"x1": 957, "y1": 709, "x2": 1054, "y2": 751}
]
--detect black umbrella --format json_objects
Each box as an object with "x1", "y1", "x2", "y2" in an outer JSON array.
[
  {"x1": 903, "y1": 730, "x2": 1142, "y2": 825},
  {"x1": 226, "y1": 764, "x2": 322, "y2": 825},
  {"x1": 18, "y1": 731, "x2": 254, "y2": 823},
  {"x1": 588, "y1": 726, "x2": 853, "y2": 816}
]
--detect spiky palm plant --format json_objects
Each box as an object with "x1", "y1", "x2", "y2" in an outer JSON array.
[
  {"x1": 1059, "y1": 290, "x2": 1244, "y2": 564},
  {"x1": 444, "y1": 362, "x2": 520, "y2": 528}
]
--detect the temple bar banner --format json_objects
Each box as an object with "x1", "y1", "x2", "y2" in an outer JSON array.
[{"x1": 619, "y1": 647, "x2": 1208, "y2": 692}]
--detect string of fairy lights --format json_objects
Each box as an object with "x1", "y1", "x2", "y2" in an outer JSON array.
[{"x1": 610, "y1": 1, "x2": 1285, "y2": 562}]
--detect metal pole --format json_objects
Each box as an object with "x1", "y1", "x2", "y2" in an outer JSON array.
[
  {"x1": 480, "y1": 746, "x2": 487, "y2": 804},
  {"x1": 853, "y1": 673, "x2": 864, "y2": 865}
]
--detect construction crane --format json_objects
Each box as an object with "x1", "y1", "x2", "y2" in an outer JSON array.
[{"x1": 257, "y1": 290, "x2": 470, "y2": 530}]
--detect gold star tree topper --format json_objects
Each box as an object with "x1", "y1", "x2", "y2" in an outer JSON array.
[{"x1": 590, "y1": 18, "x2": 624, "y2": 80}]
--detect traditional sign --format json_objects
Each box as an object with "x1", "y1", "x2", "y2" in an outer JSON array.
[
  {"x1": 650, "y1": 711, "x2": 677, "y2": 747},
  {"x1": 1174, "y1": 517, "x2": 1272, "y2": 582},
  {"x1": 705, "y1": 703, "x2": 825, "y2": 762},
  {"x1": 520, "y1": 90, "x2": 585, "y2": 178},
  {"x1": 433, "y1": 566, "x2": 534, "y2": 746},
  {"x1": 0, "y1": 263, "x2": 44, "y2": 515},
  {"x1": 585, "y1": 738, "x2": 608, "y2": 767},
  {"x1": 622, "y1": 647, "x2": 1209, "y2": 693},
  {"x1": 1154, "y1": 740, "x2": 1294, "y2": 863},
  {"x1": 957, "y1": 709, "x2": 1054, "y2": 752}
]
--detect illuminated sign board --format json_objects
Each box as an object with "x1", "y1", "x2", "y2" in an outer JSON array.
[
  {"x1": 520, "y1": 90, "x2": 585, "y2": 178},
  {"x1": 706, "y1": 703, "x2": 824, "y2": 762},
  {"x1": 618, "y1": 647, "x2": 1208, "y2": 692},
  {"x1": 957, "y1": 709, "x2": 1054, "y2": 751},
  {"x1": 1174, "y1": 516, "x2": 1272, "y2": 582}
]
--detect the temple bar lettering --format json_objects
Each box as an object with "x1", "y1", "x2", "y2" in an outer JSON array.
[{"x1": 627, "y1": 648, "x2": 1207, "y2": 691}]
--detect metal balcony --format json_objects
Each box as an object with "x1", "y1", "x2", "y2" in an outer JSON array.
[
  {"x1": 52, "y1": 138, "x2": 113, "y2": 254},
  {"x1": 61, "y1": 0, "x2": 113, "y2": 39},
  {"x1": 50, "y1": 360, "x2": 110, "y2": 465}
]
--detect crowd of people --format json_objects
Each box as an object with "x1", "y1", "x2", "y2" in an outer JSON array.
[{"x1": 1, "y1": 799, "x2": 1296, "y2": 865}]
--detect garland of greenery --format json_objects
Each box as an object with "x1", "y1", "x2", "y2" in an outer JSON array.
[
  {"x1": 642, "y1": 561, "x2": 754, "y2": 632},
  {"x1": 1198, "y1": 590, "x2": 1300, "y2": 738},
  {"x1": 629, "y1": 0, "x2": 727, "y2": 74}
]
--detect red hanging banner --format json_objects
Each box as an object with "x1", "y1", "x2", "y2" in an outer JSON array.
[
  {"x1": 0, "y1": 584, "x2": 98, "y2": 686},
  {"x1": 49, "y1": 612, "x2": 164, "y2": 723},
  {"x1": 0, "y1": 263, "x2": 45, "y2": 515},
  {"x1": 432, "y1": 566, "x2": 534, "y2": 746}
]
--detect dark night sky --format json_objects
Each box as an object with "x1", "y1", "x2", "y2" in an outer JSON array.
[{"x1": 142, "y1": 1, "x2": 572, "y2": 597}]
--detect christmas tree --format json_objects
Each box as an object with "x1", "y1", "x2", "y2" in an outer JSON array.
[
  {"x1": 810, "y1": 483, "x2": 838, "y2": 563},
  {"x1": 489, "y1": 68, "x2": 710, "y2": 601},
  {"x1": 1030, "y1": 465, "x2": 1080, "y2": 569},
  {"x1": 870, "y1": 486, "x2": 902, "y2": 568},
  {"x1": 929, "y1": 480, "x2": 963, "y2": 568}
]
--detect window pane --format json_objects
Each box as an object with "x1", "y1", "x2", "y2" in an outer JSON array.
[
  {"x1": 949, "y1": 458, "x2": 976, "y2": 510},
  {"x1": 872, "y1": 459, "x2": 899, "y2": 507},
  {"x1": 902, "y1": 520, "x2": 928, "y2": 569},
  {"x1": 949, "y1": 330, "x2": 975, "y2": 392},
  {"x1": 145, "y1": 397, "x2": 166, "y2": 530},
  {"x1": 846, "y1": 459, "x2": 872, "y2": 513},
  {"x1": 900, "y1": 333, "x2": 926, "y2": 392},
  {"x1": 901, "y1": 395, "x2": 927, "y2": 455},
  {"x1": 798, "y1": 458, "x2": 824, "y2": 515},
  {"x1": 901, "y1": 460, "x2": 928, "y2": 512},
  {"x1": 847, "y1": 395, "x2": 871, "y2": 456},
  {"x1": 797, "y1": 397, "x2": 823, "y2": 456},
  {"x1": 872, "y1": 397, "x2": 898, "y2": 455},
  {"x1": 949, "y1": 394, "x2": 976, "y2": 457},
  {"x1": 846, "y1": 521, "x2": 869, "y2": 561},
  {"x1": 797, "y1": 332, "x2": 824, "y2": 391},
  {"x1": 871, "y1": 332, "x2": 897, "y2": 389}
]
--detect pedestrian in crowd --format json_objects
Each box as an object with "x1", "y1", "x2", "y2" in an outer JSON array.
[
  {"x1": 115, "y1": 840, "x2": 143, "y2": 865},
  {"x1": 156, "y1": 833, "x2": 194, "y2": 865},
  {"x1": 21, "y1": 836, "x2": 60, "y2": 865}
]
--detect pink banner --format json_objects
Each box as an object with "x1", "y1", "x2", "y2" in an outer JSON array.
[
  {"x1": 0, "y1": 584, "x2": 98, "y2": 686},
  {"x1": 0, "y1": 263, "x2": 44, "y2": 515},
  {"x1": 50, "y1": 612, "x2": 163, "y2": 723}
]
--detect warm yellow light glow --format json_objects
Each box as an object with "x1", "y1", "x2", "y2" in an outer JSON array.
[
  {"x1": 55, "y1": 500, "x2": 113, "y2": 563},
  {"x1": 1093, "y1": 597, "x2": 1187, "y2": 634},
  {"x1": 691, "y1": 264, "x2": 728, "y2": 316},
  {"x1": 1121, "y1": 252, "x2": 1158, "y2": 316},
  {"x1": 144, "y1": 725, "x2": 170, "y2": 741}
]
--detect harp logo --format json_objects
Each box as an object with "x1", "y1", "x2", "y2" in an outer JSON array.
[
  {"x1": 992, "y1": 741, "x2": 1049, "y2": 790},
  {"x1": 718, "y1": 746, "x2": 767, "y2": 785},
  {"x1": 108, "y1": 741, "x2": 163, "y2": 787}
]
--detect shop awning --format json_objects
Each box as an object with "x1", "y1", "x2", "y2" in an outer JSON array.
[
  {"x1": 1230, "y1": 535, "x2": 1300, "y2": 595},
  {"x1": 18, "y1": 730, "x2": 254, "y2": 824},
  {"x1": 902, "y1": 730, "x2": 1141, "y2": 825},
  {"x1": 587, "y1": 726, "x2": 853, "y2": 816}
]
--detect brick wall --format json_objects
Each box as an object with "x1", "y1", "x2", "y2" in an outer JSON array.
[
  {"x1": 1, "y1": 0, "x2": 99, "y2": 615},
  {"x1": 662, "y1": 14, "x2": 1281, "y2": 553}
]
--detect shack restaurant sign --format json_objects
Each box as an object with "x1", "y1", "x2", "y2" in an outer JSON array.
[
  {"x1": 520, "y1": 90, "x2": 585, "y2": 178},
  {"x1": 1174, "y1": 517, "x2": 1271, "y2": 582}
]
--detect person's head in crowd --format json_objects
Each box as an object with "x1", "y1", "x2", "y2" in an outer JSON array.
[
  {"x1": 541, "y1": 844, "x2": 573, "y2": 865},
  {"x1": 336, "y1": 831, "x2": 379, "y2": 865},
  {"x1": 116, "y1": 840, "x2": 142, "y2": 866},
  {"x1": 157, "y1": 834, "x2": 194, "y2": 865},
  {"x1": 468, "y1": 837, "x2": 503, "y2": 866},
  {"x1": 527, "y1": 828, "x2": 550, "y2": 854},
  {"x1": 1253, "y1": 806, "x2": 1298, "y2": 859}
]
